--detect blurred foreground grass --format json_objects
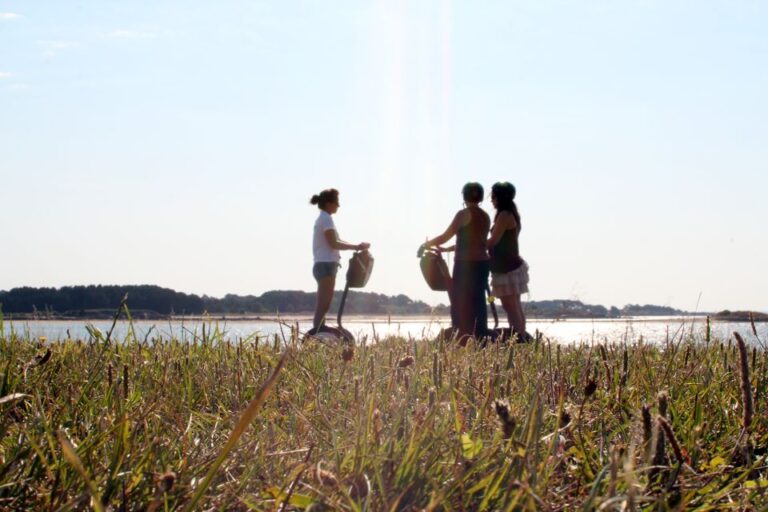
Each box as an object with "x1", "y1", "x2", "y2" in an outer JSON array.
[{"x1": 1, "y1": 315, "x2": 767, "y2": 510}]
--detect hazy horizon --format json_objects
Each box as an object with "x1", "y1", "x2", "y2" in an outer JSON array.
[
  {"x1": 2, "y1": 1, "x2": 766, "y2": 312},
  {"x1": 0, "y1": 282, "x2": 762, "y2": 314}
]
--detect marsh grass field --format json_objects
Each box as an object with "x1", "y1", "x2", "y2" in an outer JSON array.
[{"x1": 2, "y1": 306, "x2": 768, "y2": 511}]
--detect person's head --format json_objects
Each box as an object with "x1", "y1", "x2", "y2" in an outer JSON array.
[
  {"x1": 462, "y1": 182, "x2": 484, "y2": 204},
  {"x1": 490, "y1": 182, "x2": 516, "y2": 211},
  {"x1": 310, "y1": 188, "x2": 340, "y2": 213},
  {"x1": 491, "y1": 181, "x2": 520, "y2": 226}
]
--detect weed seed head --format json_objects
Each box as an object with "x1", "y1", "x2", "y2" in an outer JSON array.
[
  {"x1": 657, "y1": 392, "x2": 668, "y2": 418},
  {"x1": 372, "y1": 408, "x2": 382, "y2": 440},
  {"x1": 494, "y1": 399, "x2": 516, "y2": 438},
  {"x1": 156, "y1": 471, "x2": 176, "y2": 493},
  {"x1": 347, "y1": 473, "x2": 369, "y2": 499},
  {"x1": 398, "y1": 355, "x2": 415, "y2": 368},
  {"x1": 641, "y1": 405, "x2": 652, "y2": 444},
  {"x1": 657, "y1": 416, "x2": 685, "y2": 465},
  {"x1": 36, "y1": 348, "x2": 51, "y2": 366},
  {"x1": 584, "y1": 380, "x2": 597, "y2": 398},
  {"x1": 494, "y1": 399, "x2": 511, "y2": 421},
  {"x1": 316, "y1": 467, "x2": 338, "y2": 487}
]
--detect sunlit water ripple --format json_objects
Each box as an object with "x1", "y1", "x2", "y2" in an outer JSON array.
[{"x1": 4, "y1": 316, "x2": 767, "y2": 346}]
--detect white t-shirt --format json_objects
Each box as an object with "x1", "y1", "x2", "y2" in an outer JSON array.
[{"x1": 313, "y1": 211, "x2": 341, "y2": 263}]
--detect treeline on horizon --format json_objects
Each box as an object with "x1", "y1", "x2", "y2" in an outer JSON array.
[{"x1": 0, "y1": 285, "x2": 700, "y2": 319}]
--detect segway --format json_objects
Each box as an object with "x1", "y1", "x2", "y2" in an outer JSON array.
[
  {"x1": 417, "y1": 247, "x2": 529, "y2": 344},
  {"x1": 305, "y1": 250, "x2": 374, "y2": 343}
]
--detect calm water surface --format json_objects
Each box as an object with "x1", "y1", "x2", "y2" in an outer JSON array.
[{"x1": 4, "y1": 316, "x2": 767, "y2": 346}]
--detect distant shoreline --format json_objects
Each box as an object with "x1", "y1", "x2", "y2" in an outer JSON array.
[{"x1": 7, "y1": 285, "x2": 765, "y2": 322}]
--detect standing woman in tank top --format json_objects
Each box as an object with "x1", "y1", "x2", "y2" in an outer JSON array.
[
  {"x1": 419, "y1": 183, "x2": 491, "y2": 341},
  {"x1": 487, "y1": 182, "x2": 529, "y2": 339},
  {"x1": 309, "y1": 188, "x2": 370, "y2": 333}
]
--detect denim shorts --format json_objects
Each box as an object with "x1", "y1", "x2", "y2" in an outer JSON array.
[{"x1": 313, "y1": 262, "x2": 340, "y2": 281}]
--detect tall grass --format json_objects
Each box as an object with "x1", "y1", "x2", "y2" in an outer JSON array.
[{"x1": 1, "y1": 323, "x2": 766, "y2": 510}]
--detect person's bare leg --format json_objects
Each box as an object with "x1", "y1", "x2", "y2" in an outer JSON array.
[
  {"x1": 313, "y1": 276, "x2": 336, "y2": 329},
  {"x1": 510, "y1": 293, "x2": 526, "y2": 337},
  {"x1": 501, "y1": 293, "x2": 526, "y2": 340},
  {"x1": 500, "y1": 295, "x2": 515, "y2": 329}
]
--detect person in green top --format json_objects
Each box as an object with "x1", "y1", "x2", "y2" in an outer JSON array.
[{"x1": 420, "y1": 183, "x2": 491, "y2": 341}]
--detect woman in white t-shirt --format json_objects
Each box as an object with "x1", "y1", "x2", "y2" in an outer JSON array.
[{"x1": 310, "y1": 188, "x2": 370, "y2": 331}]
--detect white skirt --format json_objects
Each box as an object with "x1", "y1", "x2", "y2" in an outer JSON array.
[{"x1": 491, "y1": 260, "x2": 530, "y2": 297}]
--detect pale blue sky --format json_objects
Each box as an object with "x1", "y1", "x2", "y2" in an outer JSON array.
[{"x1": 2, "y1": 1, "x2": 766, "y2": 312}]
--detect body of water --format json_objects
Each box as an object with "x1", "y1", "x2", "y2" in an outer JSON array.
[{"x1": 3, "y1": 316, "x2": 766, "y2": 346}]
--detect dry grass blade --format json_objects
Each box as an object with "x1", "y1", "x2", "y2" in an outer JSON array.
[
  {"x1": 184, "y1": 349, "x2": 290, "y2": 512},
  {"x1": 0, "y1": 393, "x2": 29, "y2": 405},
  {"x1": 57, "y1": 430, "x2": 105, "y2": 512}
]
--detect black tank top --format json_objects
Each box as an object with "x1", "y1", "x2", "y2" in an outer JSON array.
[
  {"x1": 455, "y1": 207, "x2": 490, "y2": 261},
  {"x1": 490, "y1": 227, "x2": 522, "y2": 273}
]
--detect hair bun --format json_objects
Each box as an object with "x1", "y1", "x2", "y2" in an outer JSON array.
[{"x1": 310, "y1": 194, "x2": 320, "y2": 205}]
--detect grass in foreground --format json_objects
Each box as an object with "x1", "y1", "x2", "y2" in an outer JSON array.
[{"x1": 1, "y1": 319, "x2": 767, "y2": 510}]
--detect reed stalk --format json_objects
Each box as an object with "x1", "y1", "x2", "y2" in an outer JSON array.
[{"x1": 734, "y1": 332, "x2": 754, "y2": 432}]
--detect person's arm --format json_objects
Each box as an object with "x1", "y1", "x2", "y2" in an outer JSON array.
[
  {"x1": 421, "y1": 211, "x2": 464, "y2": 250},
  {"x1": 325, "y1": 229, "x2": 370, "y2": 251},
  {"x1": 487, "y1": 212, "x2": 516, "y2": 248}
]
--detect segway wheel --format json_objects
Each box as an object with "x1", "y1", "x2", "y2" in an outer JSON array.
[{"x1": 304, "y1": 325, "x2": 355, "y2": 344}]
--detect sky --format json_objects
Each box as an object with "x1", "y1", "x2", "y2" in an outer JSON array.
[{"x1": 1, "y1": 1, "x2": 767, "y2": 312}]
